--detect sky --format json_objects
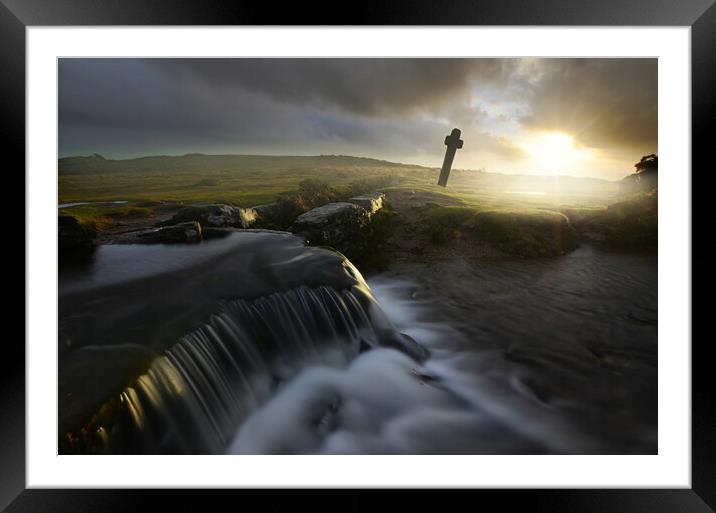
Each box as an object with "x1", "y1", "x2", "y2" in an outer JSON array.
[{"x1": 58, "y1": 58, "x2": 657, "y2": 180}]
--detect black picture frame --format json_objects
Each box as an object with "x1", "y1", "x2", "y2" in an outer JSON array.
[{"x1": 1, "y1": 1, "x2": 710, "y2": 511}]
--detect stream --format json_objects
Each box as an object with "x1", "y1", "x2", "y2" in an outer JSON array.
[{"x1": 58, "y1": 235, "x2": 657, "y2": 454}]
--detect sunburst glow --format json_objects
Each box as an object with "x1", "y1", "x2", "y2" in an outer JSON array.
[{"x1": 523, "y1": 131, "x2": 585, "y2": 174}]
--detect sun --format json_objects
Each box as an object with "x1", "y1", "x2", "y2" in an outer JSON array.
[{"x1": 523, "y1": 131, "x2": 583, "y2": 174}]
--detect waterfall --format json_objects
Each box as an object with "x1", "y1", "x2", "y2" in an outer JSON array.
[{"x1": 63, "y1": 284, "x2": 390, "y2": 454}]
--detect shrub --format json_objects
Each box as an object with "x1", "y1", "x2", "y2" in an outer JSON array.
[
  {"x1": 342, "y1": 175, "x2": 403, "y2": 198},
  {"x1": 266, "y1": 179, "x2": 340, "y2": 229},
  {"x1": 350, "y1": 205, "x2": 397, "y2": 271},
  {"x1": 297, "y1": 178, "x2": 340, "y2": 206}
]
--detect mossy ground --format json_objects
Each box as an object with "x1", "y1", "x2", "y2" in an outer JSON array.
[
  {"x1": 565, "y1": 189, "x2": 657, "y2": 252},
  {"x1": 58, "y1": 154, "x2": 654, "y2": 257},
  {"x1": 472, "y1": 209, "x2": 578, "y2": 257}
]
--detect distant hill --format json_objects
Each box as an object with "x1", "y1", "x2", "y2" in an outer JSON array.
[{"x1": 58, "y1": 153, "x2": 415, "y2": 176}]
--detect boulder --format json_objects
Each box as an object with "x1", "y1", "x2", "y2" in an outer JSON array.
[
  {"x1": 115, "y1": 222, "x2": 202, "y2": 244},
  {"x1": 159, "y1": 204, "x2": 257, "y2": 228},
  {"x1": 349, "y1": 192, "x2": 385, "y2": 216},
  {"x1": 249, "y1": 201, "x2": 287, "y2": 228},
  {"x1": 289, "y1": 202, "x2": 370, "y2": 258},
  {"x1": 252, "y1": 202, "x2": 281, "y2": 221},
  {"x1": 59, "y1": 215, "x2": 95, "y2": 254}
]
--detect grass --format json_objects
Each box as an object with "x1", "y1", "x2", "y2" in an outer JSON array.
[
  {"x1": 58, "y1": 155, "x2": 423, "y2": 206},
  {"x1": 59, "y1": 154, "x2": 619, "y2": 209},
  {"x1": 60, "y1": 170, "x2": 291, "y2": 207},
  {"x1": 60, "y1": 203, "x2": 161, "y2": 234}
]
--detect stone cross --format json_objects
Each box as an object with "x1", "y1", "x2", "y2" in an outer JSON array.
[{"x1": 437, "y1": 128, "x2": 464, "y2": 187}]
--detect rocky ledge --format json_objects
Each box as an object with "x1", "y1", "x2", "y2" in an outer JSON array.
[
  {"x1": 158, "y1": 203, "x2": 257, "y2": 229},
  {"x1": 59, "y1": 193, "x2": 389, "y2": 252},
  {"x1": 110, "y1": 221, "x2": 203, "y2": 244},
  {"x1": 290, "y1": 202, "x2": 370, "y2": 247},
  {"x1": 348, "y1": 192, "x2": 385, "y2": 216}
]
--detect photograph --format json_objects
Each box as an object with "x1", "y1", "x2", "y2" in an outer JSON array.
[
  {"x1": 57, "y1": 57, "x2": 659, "y2": 456},
  {"x1": 1, "y1": 1, "x2": 707, "y2": 506}
]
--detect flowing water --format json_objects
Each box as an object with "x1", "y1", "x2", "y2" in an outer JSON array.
[
  {"x1": 59, "y1": 233, "x2": 656, "y2": 454},
  {"x1": 58, "y1": 200, "x2": 128, "y2": 209},
  {"x1": 111, "y1": 285, "x2": 381, "y2": 453}
]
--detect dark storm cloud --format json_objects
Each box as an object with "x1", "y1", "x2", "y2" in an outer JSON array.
[
  {"x1": 58, "y1": 58, "x2": 656, "y2": 167},
  {"x1": 519, "y1": 59, "x2": 657, "y2": 152},
  {"x1": 58, "y1": 58, "x2": 516, "y2": 159},
  {"x1": 152, "y1": 58, "x2": 512, "y2": 116}
]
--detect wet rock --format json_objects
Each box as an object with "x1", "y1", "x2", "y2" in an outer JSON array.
[
  {"x1": 359, "y1": 338, "x2": 375, "y2": 354},
  {"x1": 159, "y1": 204, "x2": 257, "y2": 228},
  {"x1": 290, "y1": 202, "x2": 370, "y2": 258},
  {"x1": 360, "y1": 329, "x2": 429, "y2": 363},
  {"x1": 349, "y1": 192, "x2": 385, "y2": 216},
  {"x1": 377, "y1": 329, "x2": 430, "y2": 363},
  {"x1": 115, "y1": 221, "x2": 202, "y2": 244},
  {"x1": 201, "y1": 227, "x2": 239, "y2": 239},
  {"x1": 59, "y1": 215, "x2": 95, "y2": 254},
  {"x1": 410, "y1": 368, "x2": 439, "y2": 384}
]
